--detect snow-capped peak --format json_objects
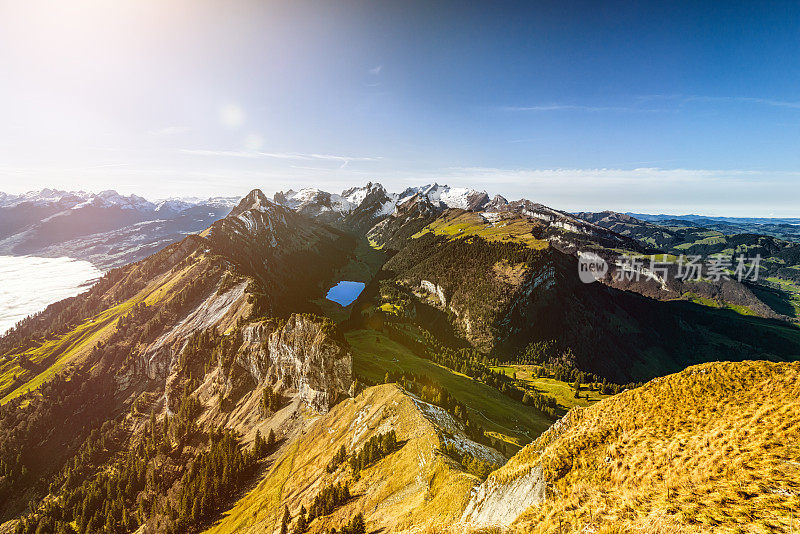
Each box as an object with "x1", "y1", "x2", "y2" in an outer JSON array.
[
  {"x1": 1, "y1": 189, "x2": 92, "y2": 208},
  {"x1": 341, "y1": 182, "x2": 388, "y2": 207},
  {"x1": 274, "y1": 188, "x2": 355, "y2": 215},
  {"x1": 72, "y1": 190, "x2": 156, "y2": 211},
  {"x1": 398, "y1": 183, "x2": 488, "y2": 210}
]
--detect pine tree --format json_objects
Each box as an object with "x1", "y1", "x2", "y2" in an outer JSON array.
[
  {"x1": 254, "y1": 430, "x2": 265, "y2": 458},
  {"x1": 281, "y1": 505, "x2": 291, "y2": 534},
  {"x1": 350, "y1": 513, "x2": 366, "y2": 534},
  {"x1": 294, "y1": 505, "x2": 307, "y2": 534}
]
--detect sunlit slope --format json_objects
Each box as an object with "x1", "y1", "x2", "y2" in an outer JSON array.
[
  {"x1": 493, "y1": 360, "x2": 800, "y2": 533},
  {"x1": 411, "y1": 210, "x2": 550, "y2": 250},
  {"x1": 0, "y1": 244, "x2": 232, "y2": 404},
  {"x1": 206, "y1": 384, "x2": 502, "y2": 534}
]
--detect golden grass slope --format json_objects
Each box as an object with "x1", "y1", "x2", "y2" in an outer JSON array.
[
  {"x1": 411, "y1": 211, "x2": 549, "y2": 250},
  {"x1": 497, "y1": 360, "x2": 800, "y2": 534},
  {"x1": 205, "y1": 384, "x2": 503, "y2": 534}
]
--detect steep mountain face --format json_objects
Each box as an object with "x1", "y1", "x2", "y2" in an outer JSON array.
[
  {"x1": 338, "y1": 182, "x2": 397, "y2": 233},
  {"x1": 273, "y1": 188, "x2": 354, "y2": 225},
  {"x1": 397, "y1": 183, "x2": 490, "y2": 211},
  {"x1": 0, "y1": 189, "x2": 237, "y2": 269},
  {"x1": 366, "y1": 193, "x2": 440, "y2": 249},
  {"x1": 206, "y1": 190, "x2": 355, "y2": 316},
  {"x1": 234, "y1": 315, "x2": 352, "y2": 413},
  {"x1": 488, "y1": 199, "x2": 643, "y2": 251},
  {"x1": 466, "y1": 360, "x2": 800, "y2": 533}
]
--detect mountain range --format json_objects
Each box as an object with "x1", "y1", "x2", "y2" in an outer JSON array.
[
  {"x1": 0, "y1": 189, "x2": 238, "y2": 270},
  {"x1": 0, "y1": 183, "x2": 798, "y2": 534}
]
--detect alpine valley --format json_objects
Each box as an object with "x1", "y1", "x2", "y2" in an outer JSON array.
[{"x1": 1, "y1": 183, "x2": 798, "y2": 534}]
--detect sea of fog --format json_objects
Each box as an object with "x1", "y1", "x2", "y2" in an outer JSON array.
[{"x1": 0, "y1": 256, "x2": 102, "y2": 334}]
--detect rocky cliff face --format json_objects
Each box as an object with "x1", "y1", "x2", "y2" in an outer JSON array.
[
  {"x1": 460, "y1": 466, "x2": 546, "y2": 528},
  {"x1": 460, "y1": 409, "x2": 578, "y2": 528},
  {"x1": 234, "y1": 314, "x2": 352, "y2": 413}
]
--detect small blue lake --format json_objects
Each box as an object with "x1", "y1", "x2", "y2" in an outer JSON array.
[{"x1": 325, "y1": 281, "x2": 365, "y2": 306}]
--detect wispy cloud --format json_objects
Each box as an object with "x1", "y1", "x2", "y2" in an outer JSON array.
[
  {"x1": 369, "y1": 64, "x2": 383, "y2": 75},
  {"x1": 500, "y1": 104, "x2": 660, "y2": 113},
  {"x1": 682, "y1": 95, "x2": 800, "y2": 109},
  {"x1": 180, "y1": 149, "x2": 382, "y2": 166},
  {"x1": 503, "y1": 94, "x2": 800, "y2": 113}
]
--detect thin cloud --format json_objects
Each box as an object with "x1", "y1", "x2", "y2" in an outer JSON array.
[
  {"x1": 180, "y1": 149, "x2": 381, "y2": 164},
  {"x1": 369, "y1": 64, "x2": 383, "y2": 75},
  {"x1": 640, "y1": 94, "x2": 800, "y2": 110},
  {"x1": 684, "y1": 95, "x2": 800, "y2": 109},
  {"x1": 503, "y1": 95, "x2": 800, "y2": 113},
  {"x1": 500, "y1": 104, "x2": 660, "y2": 113}
]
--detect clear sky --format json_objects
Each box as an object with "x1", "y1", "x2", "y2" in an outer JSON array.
[{"x1": 1, "y1": 0, "x2": 799, "y2": 216}]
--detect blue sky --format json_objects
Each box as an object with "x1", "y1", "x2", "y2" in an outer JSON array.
[{"x1": 1, "y1": 0, "x2": 799, "y2": 215}]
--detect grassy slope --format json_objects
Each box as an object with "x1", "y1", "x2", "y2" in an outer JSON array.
[
  {"x1": 763, "y1": 277, "x2": 800, "y2": 318},
  {"x1": 411, "y1": 211, "x2": 549, "y2": 250},
  {"x1": 490, "y1": 365, "x2": 612, "y2": 411},
  {"x1": 0, "y1": 259, "x2": 201, "y2": 404},
  {"x1": 347, "y1": 329, "x2": 554, "y2": 445},
  {"x1": 498, "y1": 360, "x2": 800, "y2": 534},
  {"x1": 205, "y1": 439, "x2": 301, "y2": 534}
]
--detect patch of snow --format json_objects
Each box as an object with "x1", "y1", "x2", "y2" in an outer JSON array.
[{"x1": 377, "y1": 198, "x2": 397, "y2": 217}]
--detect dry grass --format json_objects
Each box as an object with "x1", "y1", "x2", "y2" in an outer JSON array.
[
  {"x1": 491, "y1": 360, "x2": 800, "y2": 534},
  {"x1": 412, "y1": 211, "x2": 549, "y2": 251}
]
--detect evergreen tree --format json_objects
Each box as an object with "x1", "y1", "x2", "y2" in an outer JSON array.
[
  {"x1": 280, "y1": 505, "x2": 291, "y2": 534},
  {"x1": 350, "y1": 513, "x2": 366, "y2": 534}
]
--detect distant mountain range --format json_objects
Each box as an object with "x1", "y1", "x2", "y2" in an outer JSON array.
[
  {"x1": 625, "y1": 212, "x2": 800, "y2": 241},
  {"x1": 0, "y1": 189, "x2": 238, "y2": 269}
]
